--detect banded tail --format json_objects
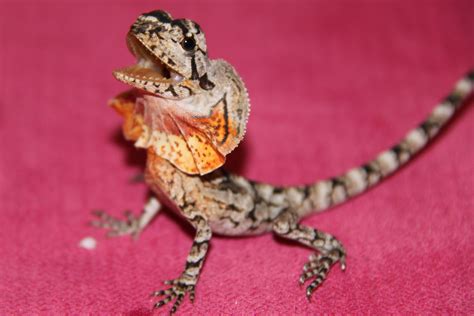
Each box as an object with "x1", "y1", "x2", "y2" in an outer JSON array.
[{"x1": 295, "y1": 70, "x2": 474, "y2": 218}]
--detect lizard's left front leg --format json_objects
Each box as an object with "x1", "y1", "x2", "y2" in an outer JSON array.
[
  {"x1": 272, "y1": 210, "x2": 346, "y2": 299},
  {"x1": 152, "y1": 212, "x2": 212, "y2": 314}
]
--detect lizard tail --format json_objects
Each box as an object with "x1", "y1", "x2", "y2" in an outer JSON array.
[{"x1": 293, "y1": 70, "x2": 474, "y2": 218}]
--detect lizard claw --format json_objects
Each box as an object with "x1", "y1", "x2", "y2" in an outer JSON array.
[
  {"x1": 91, "y1": 209, "x2": 142, "y2": 238},
  {"x1": 300, "y1": 249, "x2": 346, "y2": 300},
  {"x1": 90, "y1": 197, "x2": 161, "y2": 239},
  {"x1": 152, "y1": 276, "x2": 196, "y2": 314}
]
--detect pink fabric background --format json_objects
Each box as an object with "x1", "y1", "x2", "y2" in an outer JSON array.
[{"x1": 1, "y1": 0, "x2": 473, "y2": 314}]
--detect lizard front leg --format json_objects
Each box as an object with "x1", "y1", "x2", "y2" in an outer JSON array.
[
  {"x1": 92, "y1": 197, "x2": 161, "y2": 238},
  {"x1": 152, "y1": 212, "x2": 212, "y2": 314},
  {"x1": 272, "y1": 210, "x2": 346, "y2": 299}
]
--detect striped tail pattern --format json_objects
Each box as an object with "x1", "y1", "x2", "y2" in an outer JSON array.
[{"x1": 296, "y1": 70, "x2": 474, "y2": 218}]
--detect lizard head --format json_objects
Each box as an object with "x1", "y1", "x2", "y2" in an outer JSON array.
[
  {"x1": 111, "y1": 10, "x2": 250, "y2": 175},
  {"x1": 113, "y1": 10, "x2": 214, "y2": 99}
]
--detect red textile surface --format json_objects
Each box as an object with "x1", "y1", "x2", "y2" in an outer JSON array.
[{"x1": 1, "y1": 0, "x2": 473, "y2": 314}]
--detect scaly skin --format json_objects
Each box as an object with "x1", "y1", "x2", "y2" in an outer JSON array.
[{"x1": 92, "y1": 9, "x2": 474, "y2": 314}]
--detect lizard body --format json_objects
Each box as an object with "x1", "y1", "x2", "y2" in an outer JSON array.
[{"x1": 93, "y1": 10, "x2": 474, "y2": 314}]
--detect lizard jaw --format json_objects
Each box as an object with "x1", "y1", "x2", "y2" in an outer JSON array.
[{"x1": 113, "y1": 33, "x2": 184, "y2": 88}]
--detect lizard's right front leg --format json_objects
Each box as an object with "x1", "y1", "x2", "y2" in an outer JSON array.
[
  {"x1": 152, "y1": 211, "x2": 212, "y2": 314},
  {"x1": 92, "y1": 197, "x2": 161, "y2": 239}
]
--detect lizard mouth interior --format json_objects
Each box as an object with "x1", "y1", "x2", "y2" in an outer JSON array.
[{"x1": 113, "y1": 33, "x2": 184, "y2": 85}]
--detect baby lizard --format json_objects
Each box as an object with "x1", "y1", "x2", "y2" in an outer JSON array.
[{"x1": 92, "y1": 10, "x2": 474, "y2": 314}]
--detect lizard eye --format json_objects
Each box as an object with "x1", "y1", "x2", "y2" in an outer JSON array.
[{"x1": 181, "y1": 37, "x2": 196, "y2": 51}]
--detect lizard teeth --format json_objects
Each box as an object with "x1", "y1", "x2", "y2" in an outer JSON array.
[
  {"x1": 114, "y1": 65, "x2": 171, "y2": 83},
  {"x1": 116, "y1": 58, "x2": 183, "y2": 84}
]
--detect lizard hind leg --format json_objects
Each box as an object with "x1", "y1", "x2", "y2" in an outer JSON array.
[{"x1": 272, "y1": 210, "x2": 346, "y2": 299}]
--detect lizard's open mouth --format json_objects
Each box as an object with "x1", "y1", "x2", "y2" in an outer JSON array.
[{"x1": 113, "y1": 33, "x2": 184, "y2": 85}]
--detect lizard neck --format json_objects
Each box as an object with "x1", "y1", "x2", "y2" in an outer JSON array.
[
  {"x1": 204, "y1": 59, "x2": 250, "y2": 155},
  {"x1": 135, "y1": 59, "x2": 249, "y2": 175},
  {"x1": 110, "y1": 59, "x2": 250, "y2": 176}
]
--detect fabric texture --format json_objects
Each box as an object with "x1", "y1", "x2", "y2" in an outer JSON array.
[{"x1": 1, "y1": 0, "x2": 473, "y2": 314}]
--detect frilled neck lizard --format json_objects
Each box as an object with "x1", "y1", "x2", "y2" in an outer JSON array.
[{"x1": 92, "y1": 10, "x2": 474, "y2": 314}]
